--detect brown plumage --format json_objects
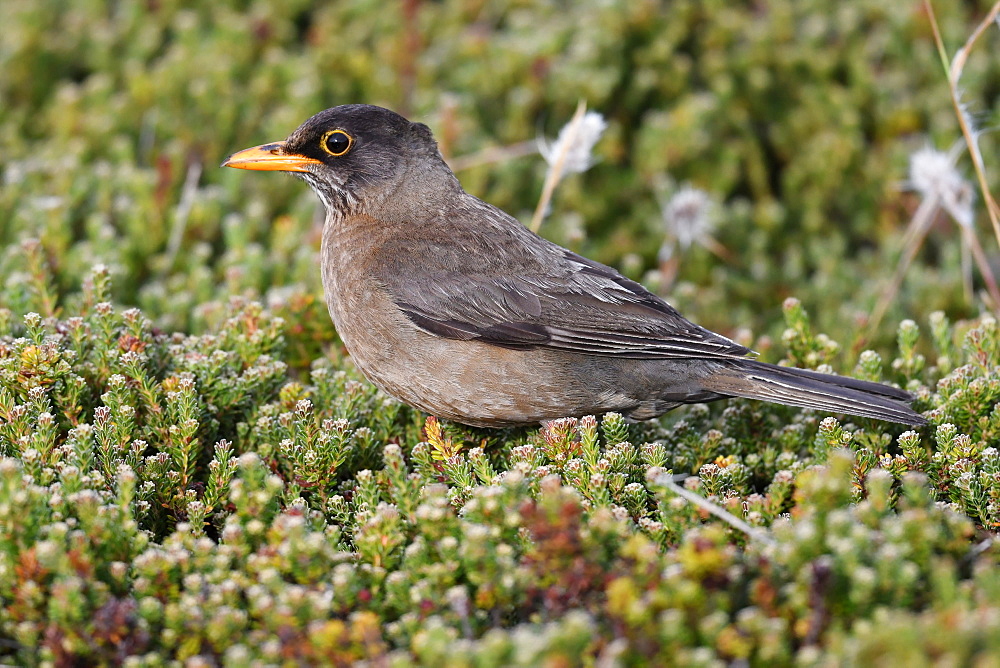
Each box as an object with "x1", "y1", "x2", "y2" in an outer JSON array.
[{"x1": 223, "y1": 104, "x2": 926, "y2": 428}]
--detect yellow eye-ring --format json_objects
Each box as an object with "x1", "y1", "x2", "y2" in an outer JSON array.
[{"x1": 321, "y1": 129, "x2": 353, "y2": 157}]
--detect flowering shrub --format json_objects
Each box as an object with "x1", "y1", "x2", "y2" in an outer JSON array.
[
  {"x1": 3, "y1": 0, "x2": 1000, "y2": 664},
  {"x1": 1, "y1": 276, "x2": 1000, "y2": 663}
]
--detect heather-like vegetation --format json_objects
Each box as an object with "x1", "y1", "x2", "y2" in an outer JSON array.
[{"x1": 2, "y1": 0, "x2": 1000, "y2": 664}]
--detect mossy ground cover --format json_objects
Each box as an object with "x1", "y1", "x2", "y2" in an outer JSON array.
[{"x1": 2, "y1": 0, "x2": 1000, "y2": 665}]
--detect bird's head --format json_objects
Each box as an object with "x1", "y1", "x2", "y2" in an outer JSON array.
[{"x1": 223, "y1": 104, "x2": 454, "y2": 216}]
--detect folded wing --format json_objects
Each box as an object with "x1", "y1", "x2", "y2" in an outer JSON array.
[{"x1": 388, "y1": 241, "x2": 750, "y2": 360}]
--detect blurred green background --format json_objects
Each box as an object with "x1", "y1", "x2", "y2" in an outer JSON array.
[{"x1": 2, "y1": 0, "x2": 998, "y2": 362}]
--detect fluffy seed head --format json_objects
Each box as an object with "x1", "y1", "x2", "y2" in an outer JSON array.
[
  {"x1": 908, "y1": 146, "x2": 974, "y2": 228},
  {"x1": 538, "y1": 111, "x2": 607, "y2": 175}
]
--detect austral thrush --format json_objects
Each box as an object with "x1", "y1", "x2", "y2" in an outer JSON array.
[{"x1": 223, "y1": 105, "x2": 925, "y2": 427}]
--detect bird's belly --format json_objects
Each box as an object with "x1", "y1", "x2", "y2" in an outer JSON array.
[{"x1": 325, "y1": 286, "x2": 639, "y2": 426}]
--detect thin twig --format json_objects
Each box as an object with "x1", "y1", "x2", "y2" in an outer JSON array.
[
  {"x1": 924, "y1": 0, "x2": 1000, "y2": 255},
  {"x1": 869, "y1": 195, "x2": 940, "y2": 333},
  {"x1": 948, "y1": 2, "x2": 1000, "y2": 81},
  {"x1": 876, "y1": 0, "x2": 1000, "y2": 326},
  {"x1": 871, "y1": 193, "x2": 1000, "y2": 335},
  {"x1": 446, "y1": 140, "x2": 539, "y2": 172},
  {"x1": 657, "y1": 475, "x2": 775, "y2": 546},
  {"x1": 963, "y1": 535, "x2": 998, "y2": 564},
  {"x1": 962, "y1": 224, "x2": 1000, "y2": 306},
  {"x1": 529, "y1": 100, "x2": 587, "y2": 233},
  {"x1": 162, "y1": 160, "x2": 203, "y2": 275}
]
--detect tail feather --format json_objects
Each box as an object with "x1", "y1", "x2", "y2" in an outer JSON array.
[{"x1": 701, "y1": 360, "x2": 927, "y2": 426}]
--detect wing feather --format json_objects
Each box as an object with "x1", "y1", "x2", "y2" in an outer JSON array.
[{"x1": 378, "y1": 195, "x2": 751, "y2": 361}]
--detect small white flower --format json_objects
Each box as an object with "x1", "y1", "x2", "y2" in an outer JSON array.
[
  {"x1": 538, "y1": 110, "x2": 607, "y2": 176},
  {"x1": 907, "y1": 145, "x2": 975, "y2": 227},
  {"x1": 662, "y1": 185, "x2": 716, "y2": 249}
]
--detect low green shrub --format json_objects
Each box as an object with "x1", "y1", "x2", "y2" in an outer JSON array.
[{"x1": 1, "y1": 270, "x2": 998, "y2": 664}]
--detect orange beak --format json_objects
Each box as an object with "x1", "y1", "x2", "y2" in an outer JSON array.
[{"x1": 221, "y1": 141, "x2": 322, "y2": 172}]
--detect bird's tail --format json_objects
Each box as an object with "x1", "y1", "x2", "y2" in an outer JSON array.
[{"x1": 701, "y1": 360, "x2": 927, "y2": 425}]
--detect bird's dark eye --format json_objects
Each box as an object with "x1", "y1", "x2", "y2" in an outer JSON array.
[{"x1": 321, "y1": 129, "x2": 353, "y2": 157}]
